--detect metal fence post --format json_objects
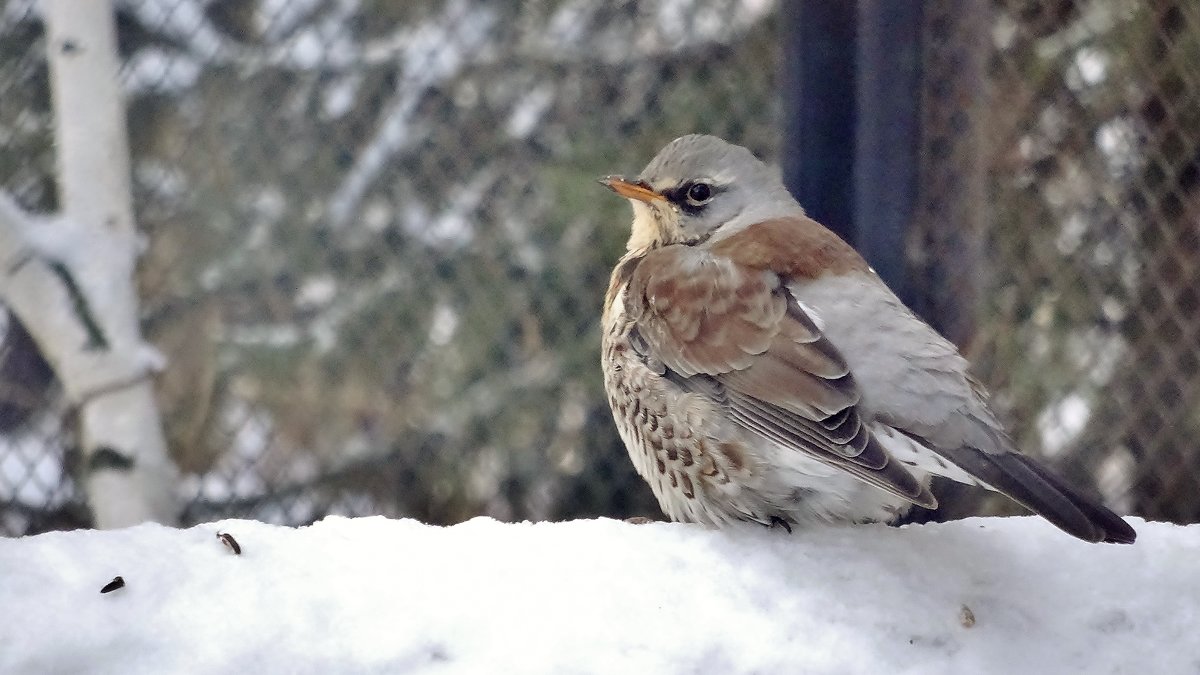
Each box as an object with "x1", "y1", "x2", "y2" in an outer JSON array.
[
  {"x1": 781, "y1": 1, "x2": 922, "y2": 305},
  {"x1": 780, "y1": 1, "x2": 857, "y2": 244},
  {"x1": 853, "y1": 1, "x2": 922, "y2": 305}
]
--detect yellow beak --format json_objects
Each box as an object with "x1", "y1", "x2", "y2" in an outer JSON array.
[{"x1": 600, "y1": 176, "x2": 665, "y2": 203}]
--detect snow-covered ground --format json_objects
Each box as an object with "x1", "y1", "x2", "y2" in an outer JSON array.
[{"x1": 0, "y1": 515, "x2": 1194, "y2": 674}]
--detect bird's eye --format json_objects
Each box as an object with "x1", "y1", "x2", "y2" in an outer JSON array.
[{"x1": 685, "y1": 182, "x2": 713, "y2": 205}]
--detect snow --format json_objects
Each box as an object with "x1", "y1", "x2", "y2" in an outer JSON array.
[
  {"x1": 506, "y1": 85, "x2": 555, "y2": 140},
  {"x1": 256, "y1": 0, "x2": 325, "y2": 42},
  {"x1": 0, "y1": 431, "x2": 67, "y2": 508},
  {"x1": 324, "y1": 3, "x2": 499, "y2": 230},
  {"x1": 0, "y1": 515, "x2": 1194, "y2": 674},
  {"x1": 122, "y1": 47, "x2": 203, "y2": 94},
  {"x1": 122, "y1": 0, "x2": 224, "y2": 60},
  {"x1": 1037, "y1": 393, "x2": 1091, "y2": 457},
  {"x1": 539, "y1": 0, "x2": 776, "y2": 62}
]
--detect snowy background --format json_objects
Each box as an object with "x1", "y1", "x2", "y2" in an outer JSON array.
[
  {"x1": 1, "y1": 6, "x2": 1197, "y2": 669},
  {"x1": 2, "y1": 0, "x2": 1199, "y2": 537},
  {"x1": 2, "y1": 515, "x2": 1195, "y2": 674}
]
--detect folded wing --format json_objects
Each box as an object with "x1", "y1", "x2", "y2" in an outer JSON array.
[{"x1": 624, "y1": 246, "x2": 936, "y2": 510}]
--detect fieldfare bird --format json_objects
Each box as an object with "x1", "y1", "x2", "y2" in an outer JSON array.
[{"x1": 600, "y1": 134, "x2": 1135, "y2": 544}]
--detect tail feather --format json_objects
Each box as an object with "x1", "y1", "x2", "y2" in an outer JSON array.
[{"x1": 941, "y1": 447, "x2": 1136, "y2": 544}]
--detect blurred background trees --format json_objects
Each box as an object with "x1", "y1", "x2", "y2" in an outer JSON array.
[{"x1": 0, "y1": 0, "x2": 1197, "y2": 535}]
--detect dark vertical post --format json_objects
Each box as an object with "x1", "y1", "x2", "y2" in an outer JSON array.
[
  {"x1": 779, "y1": 1, "x2": 857, "y2": 244},
  {"x1": 781, "y1": 0, "x2": 923, "y2": 303},
  {"x1": 853, "y1": 0, "x2": 923, "y2": 304}
]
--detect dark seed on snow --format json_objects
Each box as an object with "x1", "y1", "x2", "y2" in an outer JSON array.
[{"x1": 217, "y1": 532, "x2": 241, "y2": 555}]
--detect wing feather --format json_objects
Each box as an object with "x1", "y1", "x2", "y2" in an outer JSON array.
[{"x1": 625, "y1": 246, "x2": 934, "y2": 509}]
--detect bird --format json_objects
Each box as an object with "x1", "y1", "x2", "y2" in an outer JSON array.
[{"x1": 599, "y1": 134, "x2": 1136, "y2": 544}]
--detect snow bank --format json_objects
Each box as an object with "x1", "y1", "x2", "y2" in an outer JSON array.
[{"x1": 0, "y1": 516, "x2": 1194, "y2": 674}]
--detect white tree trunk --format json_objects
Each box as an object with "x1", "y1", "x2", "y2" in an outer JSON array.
[{"x1": 0, "y1": 0, "x2": 178, "y2": 527}]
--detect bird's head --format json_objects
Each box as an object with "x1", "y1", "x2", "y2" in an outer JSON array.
[{"x1": 601, "y1": 134, "x2": 800, "y2": 250}]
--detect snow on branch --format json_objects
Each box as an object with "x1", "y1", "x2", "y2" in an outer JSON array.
[
  {"x1": 325, "y1": 1, "x2": 499, "y2": 229},
  {"x1": 0, "y1": 0, "x2": 181, "y2": 528},
  {"x1": 0, "y1": 194, "x2": 154, "y2": 399},
  {"x1": 0, "y1": 189, "x2": 176, "y2": 526}
]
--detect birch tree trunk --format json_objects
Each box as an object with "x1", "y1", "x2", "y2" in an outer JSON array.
[{"x1": 0, "y1": 0, "x2": 178, "y2": 527}]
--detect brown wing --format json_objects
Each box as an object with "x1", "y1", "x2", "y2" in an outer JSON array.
[{"x1": 625, "y1": 246, "x2": 936, "y2": 509}]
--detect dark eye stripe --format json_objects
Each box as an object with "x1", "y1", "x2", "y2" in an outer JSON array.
[{"x1": 663, "y1": 181, "x2": 720, "y2": 214}]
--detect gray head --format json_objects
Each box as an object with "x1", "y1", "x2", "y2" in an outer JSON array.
[{"x1": 601, "y1": 134, "x2": 801, "y2": 249}]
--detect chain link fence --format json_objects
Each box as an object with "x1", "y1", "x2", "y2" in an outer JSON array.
[
  {"x1": 1, "y1": 0, "x2": 1197, "y2": 536},
  {"x1": 913, "y1": 0, "x2": 1200, "y2": 523}
]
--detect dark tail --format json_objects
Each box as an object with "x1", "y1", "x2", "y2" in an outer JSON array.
[{"x1": 942, "y1": 448, "x2": 1137, "y2": 544}]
